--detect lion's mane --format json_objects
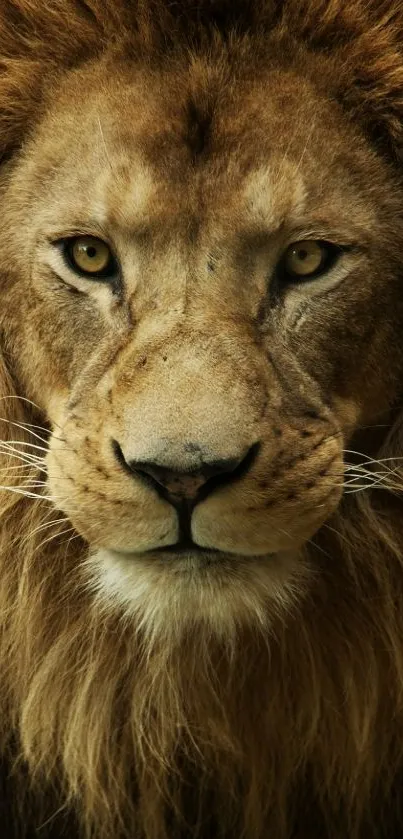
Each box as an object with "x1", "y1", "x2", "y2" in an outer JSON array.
[{"x1": 1, "y1": 2, "x2": 403, "y2": 838}]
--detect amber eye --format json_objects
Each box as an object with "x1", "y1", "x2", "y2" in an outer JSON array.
[
  {"x1": 64, "y1": 236, "x2": 116, "y2": 278},
  {"x1": 281, "y1": 240, "x2": 341, "y2": 281}
]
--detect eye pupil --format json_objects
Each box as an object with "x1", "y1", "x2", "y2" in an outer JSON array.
[
  {"x1": 297, "y1": 248, "x2": 308, "y2": 260},
  {"x1": 87, "y1": 246, "x2": 97, "y2": 259}
]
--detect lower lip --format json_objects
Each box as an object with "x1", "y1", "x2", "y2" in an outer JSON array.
[
  {"x1": 110, "y1": 546, "x2": 276, "y2": 562},
  {"x1": 153, "y1": 547, "x2": 225, "y2": 567},
  {"x1": 155, "y1": 544, "x2": 219, "y2": 555}
]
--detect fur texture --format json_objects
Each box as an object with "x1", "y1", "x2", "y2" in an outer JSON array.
[{"x1": 1, "y1": 2, "x2": 403, "y2": 838}]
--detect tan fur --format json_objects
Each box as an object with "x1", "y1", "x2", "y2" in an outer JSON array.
[{"x1": 1, "y1": 2, "x2": 403, "y2": 838}]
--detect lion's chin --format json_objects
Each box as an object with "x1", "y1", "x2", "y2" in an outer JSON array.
[{"x1": 84, "y1": 545, "x2": 310, "y2": 644}]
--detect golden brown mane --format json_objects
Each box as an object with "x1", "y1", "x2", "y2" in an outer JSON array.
[
  {"x1": 1, "y1": 3, "x2": 403, "y2": 838},
  {"x1": 0, "y1": 1, "x2": 402, "y2": 161}
]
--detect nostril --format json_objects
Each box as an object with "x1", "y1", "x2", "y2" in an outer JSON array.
[
  {"x1": 134, "y1": 462, "x2": 208, "y2": 498},
  {"x1": 112, "y1": 439, "x2": 260, "y2": 505},
  {"x1": 112, "y1": 440, "x2": 130, "y2": 473}
]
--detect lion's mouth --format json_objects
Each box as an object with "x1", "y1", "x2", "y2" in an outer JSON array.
[
  {"x1": 113, "y1": 540, "x2": 233, "y2": 562},
  {"x1": 154, "y1": 537, "x2": 219, "y2": 556},
  {"x1": 112, "y1": 540, "x2": 275, "y2": 567}
]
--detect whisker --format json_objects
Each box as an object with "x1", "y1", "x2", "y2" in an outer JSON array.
[
  {"x1": 0, "y1": 437, "x2": 76, "y2": 457},
  {"x1": 23, "y1": 516, "x2": 72, "y2": 542},
  {"x1": 0, "y1": 419, "x2": 48, "y2": 445},
  {"x1": 344, "y1": 450, "x2": 403, "y2": 466},
  {"x1": 0, "y1": 457, "x2": 43, "y2": 471},
  {"x1": 36, "y1": 526, "x2": 79, "y2": 551},
  {"x1": 0, "y1": 470, "x2": 43, "y2": 480},
  {"x1": 0, "y1": 451, "x2": 43, "y2": 467},
  {"x1": 344, "y1": 485, "x2": 386, "y2": 493},
  {"x1": 1, "y1": 438, "x2": 49, "y2": 452},
  {"x1": 0, "y1": 417, "x2": 69, "y2": 449},
  {"x1": 14, "y1": 483, "x2": 49, "y2": 489},
  {"x1": 0, "y1": 485, "x2": 53, "y2": 500},
  {"x1": 0, "y1": 395, "x2": 63, "y2": 430},
  {"x1": 342, "y1": 475, "x2": 388, "y2": 486},
  {"x1": 0, "y1": 460, "x2": 44, "y2": 469},
  {"x1": 0, "y1": 438, "x2": 45, "y2": 454},
  {"x1": 0, "y1": 416, "x2": 50, "y2": 437}
]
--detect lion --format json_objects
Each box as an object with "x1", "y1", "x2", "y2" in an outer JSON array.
[{"x1": 1, "y1": 1, "x2": 403, "y2": 837}]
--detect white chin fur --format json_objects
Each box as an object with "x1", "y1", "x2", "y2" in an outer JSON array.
[{"x1": 84, "y1": 547, "x2": 310, "y2": 646}]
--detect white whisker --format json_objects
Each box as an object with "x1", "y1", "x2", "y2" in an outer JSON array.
[
  {"x1": 1, "y1": 438, "x2": 48, "y2": 452},
  {"x1": 0, "y1": 418, "x2": 48, "y2": 444},
  {"x1": 32, "y1": 526, "x2": 79, "y2": 555},
  {"x1": 23, "y1": 516, "x2": 72, "y2": 541},
  {"x1": 0, "y1": 485, "x2": 52, "y2": 500},
  {"x1": 0, "y1": 395, "x2": 63, "y2": 429},
  {"x1": 0, "y1": 450, "x2": 43, "y2": 467}
]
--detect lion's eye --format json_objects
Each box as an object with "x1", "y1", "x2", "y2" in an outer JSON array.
[
  {"x1": 280, "y1": 240, "x2": 341, "y2": 281},
  {"x1": 63, "y1": 236, "x2": 116, "y2": 278}
]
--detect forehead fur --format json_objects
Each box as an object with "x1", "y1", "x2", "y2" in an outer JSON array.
[
  {"x1": 28, "y1": 59, "x2": 379, "y2": 238},
  {"x1": 0, "y1": 0, "x2": 402, "y2": 166}
]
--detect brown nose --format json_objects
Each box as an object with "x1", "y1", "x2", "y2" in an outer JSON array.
[
  {"x1": 114, "y1": 440, "x2": 258, "y2": 505},
  {"x1": 133, "y1": 457, "x2": 243, "y2": 500}
]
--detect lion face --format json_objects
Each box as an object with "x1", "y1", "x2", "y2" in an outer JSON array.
[{"x1": 2, "y1": 53, "x2": 403, "y2": 634}]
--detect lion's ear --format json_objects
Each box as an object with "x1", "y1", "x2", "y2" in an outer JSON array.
[
  {"x1": 283, "y1": 1, "x2": 403, "y2": 166},
  {"x1": 0, "y1": 56, "x2": 48, "y2": 160},
  {"x1": 0, "y1": 2, "x2": 103, "y2": 160},
  {"x1": 336, "y1": 11, "x2": 403, "y2": 166}
]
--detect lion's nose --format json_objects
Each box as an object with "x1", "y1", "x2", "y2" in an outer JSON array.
[
  {"x1": 132, "y1": 456, "x2": 244, "y2": 501},
  {"x1": 113, "y1": 440, "x2": 258, "y2": 505}
]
